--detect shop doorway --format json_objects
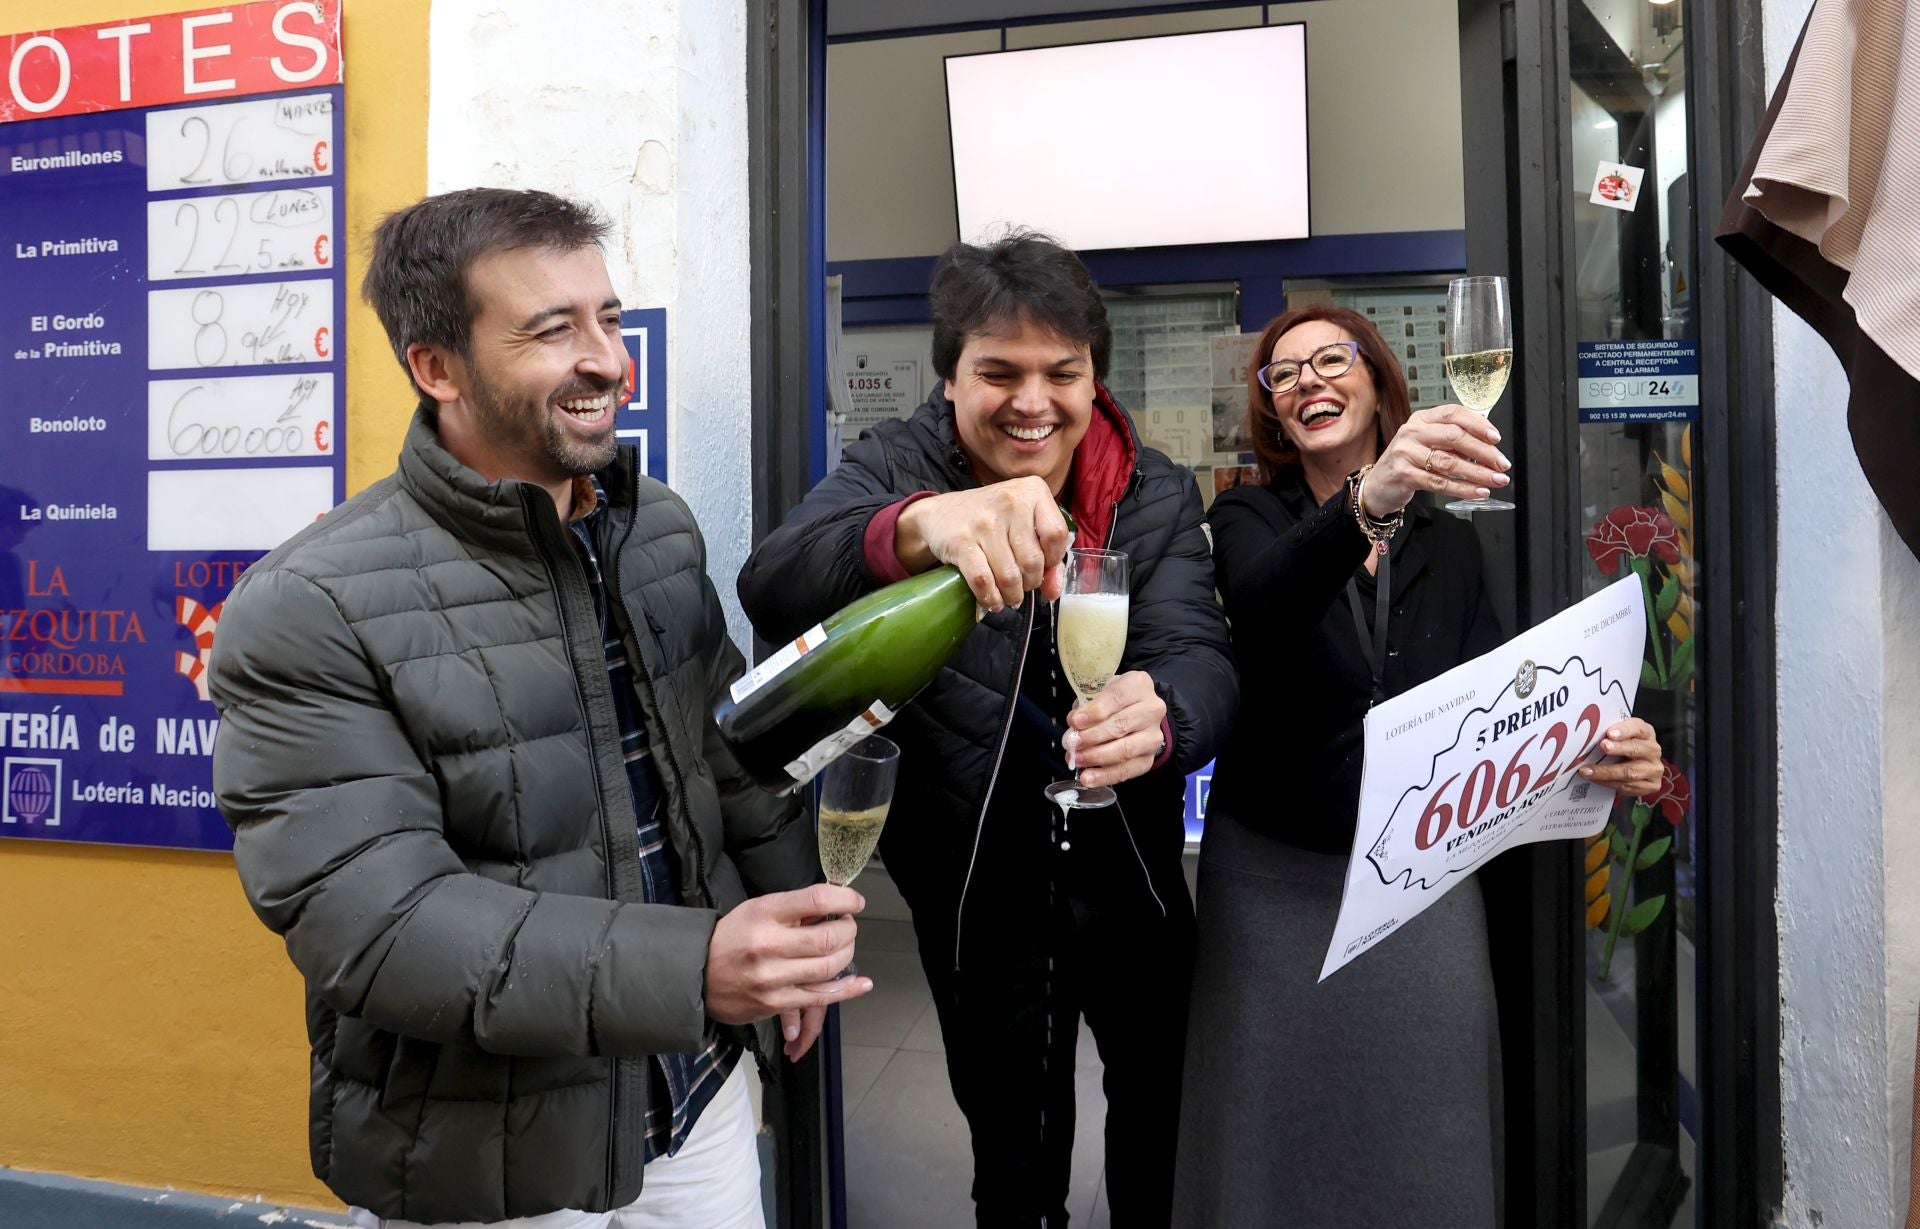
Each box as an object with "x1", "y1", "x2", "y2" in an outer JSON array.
[{"x1": 749, "y1": 2, "x2": 1782, "y2": 1225}]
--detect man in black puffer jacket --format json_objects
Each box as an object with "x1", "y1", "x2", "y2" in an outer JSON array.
[
  {"x1": 212, "y1": 189, "x2": 870, "y2": 1229},
  {"x1": 739, "y1": 232, "x2": 1236, "y2": 1228}
]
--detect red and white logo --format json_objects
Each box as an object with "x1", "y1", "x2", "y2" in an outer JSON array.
[{"x1": 174, "y1": 594, "x2": 224, "y2": 702}]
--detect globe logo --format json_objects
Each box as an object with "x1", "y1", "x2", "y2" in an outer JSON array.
[{"x1": 8, "y1": 764, "x2": 55, "y2": 824}]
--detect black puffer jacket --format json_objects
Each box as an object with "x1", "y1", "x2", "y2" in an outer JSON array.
[
  {"x1": 737, "y1": 388, "x2": 1236, "y2": 958},
  {"x1": 211, "y1": 410, "x2": 812, "y2": 1223}
]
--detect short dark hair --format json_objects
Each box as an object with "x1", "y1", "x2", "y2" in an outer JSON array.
[
  {"x1": 361, "y1": 187, "x2": 611, "y2": 377},
  {"x1": 1245, "y1": 305, "x2": 1413, "y2": 484},
  {"x1": 929, "y1": 229, "x2": 1111, "y2": 383}
]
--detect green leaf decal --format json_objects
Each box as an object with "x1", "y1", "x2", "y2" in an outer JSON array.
[
  {"x1": 1622, "y1": 894, "x2": 1668, "y2": 936},
  {"x1": 1656, "y1": 575, "x2": 1681, "y2": 622},
  {"x1": 1668, "y1": 638, "x2": 1696, "y2": 689}
]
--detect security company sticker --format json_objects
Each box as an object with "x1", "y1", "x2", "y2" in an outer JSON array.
[{"x1": 1577, "y1": 340, "x2": 1700, "y2": 423}]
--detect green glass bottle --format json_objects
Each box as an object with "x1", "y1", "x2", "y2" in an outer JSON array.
[
  {"x1": 716, "y1": 508, "x2": 1076, "y2": 794},
  {"x1": 714, "y1": 568, "x2": 975, "y2": 793}
]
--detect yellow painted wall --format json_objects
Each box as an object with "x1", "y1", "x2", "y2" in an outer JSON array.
[{"x1": 0, "y1": 0, "x2": 428, "y2": 1208}]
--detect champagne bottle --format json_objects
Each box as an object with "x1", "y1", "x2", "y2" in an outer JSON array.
[
  {"x1": 717, "y1": 507, "x2": 1075, "y2": 794},
  {"x1": 714, "y1": 566, "x2": 978, "y2": 794}
]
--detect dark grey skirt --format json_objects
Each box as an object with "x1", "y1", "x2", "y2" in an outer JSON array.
[{"x1": 1173, "y1": 810, "x2": 1502, "y2": 1228}]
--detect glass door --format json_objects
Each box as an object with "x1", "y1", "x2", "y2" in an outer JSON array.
[
  {"x1": 1460, "y1": 0, "x2": 1780, "y2": 1221},
  {"x1": 1566, "y1": 1, "x2": 1697, "y2": 1224}
]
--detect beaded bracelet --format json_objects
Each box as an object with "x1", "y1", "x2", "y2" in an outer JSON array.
[{"x1": 1347, "y1": 465, "x2": 1403, "y2": 556}]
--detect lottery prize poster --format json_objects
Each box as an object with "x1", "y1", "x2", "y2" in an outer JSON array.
[
  {"x1": 0, "y1": 2, "x2": 345, "y2": 850},
  {"x1": 1320, "y1": 575, "x2": 1647, "y2": 980}
]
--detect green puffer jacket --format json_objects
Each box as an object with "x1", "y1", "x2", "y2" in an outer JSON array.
[{"x1": 210, "y1": 409, "x2": 811, "y2": 1223}]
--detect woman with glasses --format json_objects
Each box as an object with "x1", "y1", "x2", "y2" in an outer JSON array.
[{"x1": 1171, "y1": 307, "x2": 1666, "y2": 1224}]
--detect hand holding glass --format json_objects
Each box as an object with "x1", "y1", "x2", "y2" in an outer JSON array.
[
  {"x1": 1045, "y1": 547, "x2": 1129, "y2": 811},
  {"x1": 1442, "y1": 275, "x2": 1516, "y2": 512}
]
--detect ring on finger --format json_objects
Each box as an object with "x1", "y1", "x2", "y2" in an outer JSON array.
[{"x1": 1422, "y1": 447, "x2": 1437, "y2": 472}]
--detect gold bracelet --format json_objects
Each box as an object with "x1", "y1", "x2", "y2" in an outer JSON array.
[{"x1": 1348, "y1": 465, "x2": 1403, "y2": 556}]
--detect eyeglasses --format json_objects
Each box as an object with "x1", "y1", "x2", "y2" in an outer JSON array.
[{"x1": 1256, "y1": 341, "x2": 1360, "y2": 394}]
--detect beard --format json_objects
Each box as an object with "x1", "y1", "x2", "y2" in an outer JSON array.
[{"x1": 467, "y1": 361, "x2": 620, "y2": 481}]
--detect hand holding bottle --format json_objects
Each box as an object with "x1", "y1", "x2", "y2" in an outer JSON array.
[
  {"x1": 893, "y1": 476, "x2": 1072, "y2": 612},
  {"x1": 703, "y1": 885, "x2": 873, "y2": 1026}
]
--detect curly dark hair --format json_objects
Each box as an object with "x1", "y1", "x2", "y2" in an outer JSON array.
[{"x1": 929, "y1": 228, "x2": 1111, "y2": 383}]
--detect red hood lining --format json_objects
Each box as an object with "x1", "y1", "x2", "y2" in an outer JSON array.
[{"x1": 1067, "y1": 385, "x2": 1138, "y2": 549}]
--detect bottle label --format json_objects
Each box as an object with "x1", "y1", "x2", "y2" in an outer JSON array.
[
  {"x1": 729, "y1": 623, "x2": 828, "y2": 704},
  {"x1": 781, "y1": 700, "x2": 899, "y2": 787}
]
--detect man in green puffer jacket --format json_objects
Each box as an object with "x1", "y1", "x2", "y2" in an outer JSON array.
[{"x1": 210, "y1": 188, "x2": 869, "y2": 1229}]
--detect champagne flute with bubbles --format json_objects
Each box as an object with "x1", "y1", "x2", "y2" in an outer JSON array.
[
  {"x1": 813, "y1": 734, "x2": 898, "y2": 979},
  {"x1": 817, "y1": 735, "x2": 898, "y2": 888},
  {"x1": 1045, "y1": 547, "x2": 1129, "y2": 811},
  {"x1": 1442, "y1": 275, "x2": 1516, "y2": 512}
]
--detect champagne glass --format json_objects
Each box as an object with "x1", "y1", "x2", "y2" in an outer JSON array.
[
  {"x1": 1442, "y1": 275, "x2": 1516, "y2": 512},
  {"x1": 817, "y1": 734, "x2": 898, "y2": 887},
  {"x1": 1044, "y1": 547, "x2": 1129, "y2": 811},
  {"x1": 815, "y1": 735, "x2": 898, "y2": 978}
]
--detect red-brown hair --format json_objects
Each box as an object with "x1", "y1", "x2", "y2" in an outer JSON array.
[{"x1": 1245, "y1": 306, "x2": 1412, "y2": 483}]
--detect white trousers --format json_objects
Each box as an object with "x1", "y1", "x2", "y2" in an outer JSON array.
[{"x1": 350, "y1": 1064, "x2": 765, "y2": 1229}]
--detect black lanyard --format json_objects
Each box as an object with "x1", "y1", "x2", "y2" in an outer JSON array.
[{"x1": 1346, "y1": 548, "x2": 1392, "y2": 708}]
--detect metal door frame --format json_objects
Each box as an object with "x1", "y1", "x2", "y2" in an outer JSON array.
[
  {"x1": 747, "y1": 0, "x2": 831, "y2": 1224},
  {"x1": 1459, "y1": 0, "x2": 1782, "y2": 1223}
]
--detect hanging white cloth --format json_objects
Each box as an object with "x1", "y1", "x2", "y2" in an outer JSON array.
[{"x1": 1742, "y1": 0, "x2": 1920, "y2": 380}]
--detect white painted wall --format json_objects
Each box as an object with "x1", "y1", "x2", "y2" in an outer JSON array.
[
  {"x1": 1884, "y1": 512, "x2": 1920, "y2": 1222},
  {"x1": 1764, "y1": 0, "x2": 1920, "y2": 1223},
  {"x1": 1773, "y1": 308, "x2": 1893, "y2": 1228},
  {"x1": 426, "y1": 0, "x2": 757, "y2": 648},
  {"x1": 827, "y1": 0, "x2": 1464, "y2": 261}
]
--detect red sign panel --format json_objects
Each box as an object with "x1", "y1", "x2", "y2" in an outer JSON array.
[{"x1": 1, "y1": 0, "x2": 340, "y2": 123}]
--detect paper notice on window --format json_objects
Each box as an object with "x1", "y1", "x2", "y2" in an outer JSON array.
[{"x1": 1320, "y1": 574, "x2": 1647, "y2": 981}]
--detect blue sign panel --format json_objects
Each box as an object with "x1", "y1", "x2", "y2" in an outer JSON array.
[
  {"x1": 1577, "y1": 339, "x2": 1700, "y2": 423},
  {"x1": 618, "y1": 308, "x2": 668, "y2": 484},
  {"x1": 1184, "y1": 760, "x2": 1213, "y2": 844},
  {"x1": 0, "y1": 81, "x2": 347, "y2": 851}
]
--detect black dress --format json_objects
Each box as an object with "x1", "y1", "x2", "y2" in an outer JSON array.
[{"x1": 1173, "y1": 476, "x2": 1508, "y2": 1228}]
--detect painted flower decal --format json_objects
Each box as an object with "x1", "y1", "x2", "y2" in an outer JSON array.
[
  {"x1": 1586, "y1": 505, "x2": 1682, "y2": 575},
  {"x1": 1646, "y1": 758, "x2": 1691, "y2": 826}
]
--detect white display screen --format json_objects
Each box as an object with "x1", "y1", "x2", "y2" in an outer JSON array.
[{"x1": 945, "y1": 24, "x2": 1309, "y2": 250}]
